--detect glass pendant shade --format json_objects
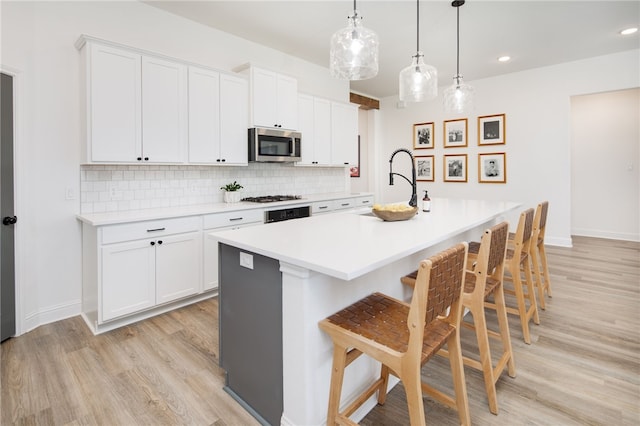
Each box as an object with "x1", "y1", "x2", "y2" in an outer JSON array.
[
  {"x1": 443, "y1": 75, "x2": 475, "y2": 113},
  {"x1": 398, "y1": 53, "x2": 438, "y2": 102},
  {"x1": 330, "y1": 13, "x2": 379, "y2": 80}
]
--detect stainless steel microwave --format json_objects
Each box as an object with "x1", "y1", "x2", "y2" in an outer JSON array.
[{"x1": 248, "y1": 127, "x2": 301, "y2": 163}]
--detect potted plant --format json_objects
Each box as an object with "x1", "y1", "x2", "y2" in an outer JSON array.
[{"x1": 220, "y1": 181, "x2": 243, "y2": 203}]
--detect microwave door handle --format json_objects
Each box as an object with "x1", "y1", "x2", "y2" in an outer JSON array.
[{"x1": 289, "y1": 137, "x2": 294, "y2": 156}]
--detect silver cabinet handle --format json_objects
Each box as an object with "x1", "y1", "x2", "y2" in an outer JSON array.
[{"x1": 147, "y1": 227, "x2": 166, "y2": 232}]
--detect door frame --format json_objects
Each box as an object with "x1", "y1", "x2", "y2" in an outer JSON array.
[{"x1": 1, "y1": 66, "x2": 23, "y2": 336}]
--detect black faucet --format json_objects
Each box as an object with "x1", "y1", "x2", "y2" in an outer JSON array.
[{"x1": 389, "y1": 148, "x2": 417, "y2": 207}]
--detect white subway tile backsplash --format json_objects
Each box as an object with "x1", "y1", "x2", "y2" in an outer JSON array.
[{"x1": 80, "y1": 164, "x2": 348, "y2": 213}]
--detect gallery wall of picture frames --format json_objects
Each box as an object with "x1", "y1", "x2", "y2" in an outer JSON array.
[{"x1": 412, "y1": 113, "x2": 507, "y2": 183}]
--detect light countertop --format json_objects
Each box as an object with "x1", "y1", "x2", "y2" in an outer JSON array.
[
  {"x1": 77, "y1": 192, "x2": 372, "y2": 226},
  {"x1": 210, "y1": 198, "x2": 520, "y2": 281}
]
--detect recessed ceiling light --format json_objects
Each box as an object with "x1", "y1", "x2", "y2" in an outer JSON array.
[
  {"x1": 497, "y1": 56, "x2": 511, "y2": 63},
  {"x1": 620, "y1": 27, "x2": 638, "y2": 35}
]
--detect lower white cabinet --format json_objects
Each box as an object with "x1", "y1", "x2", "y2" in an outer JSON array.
[{"x1": 82, "y1": 216, "x2": 203, "y2": 332}]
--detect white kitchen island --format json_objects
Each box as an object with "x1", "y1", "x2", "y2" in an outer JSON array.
[{"x1": 211, "y1": 198, "x2": 520, "y2": 426}]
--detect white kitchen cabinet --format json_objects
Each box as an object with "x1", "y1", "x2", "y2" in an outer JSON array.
[
  {"x1": 219, "y1": 74, "x2": 248, "y2": 164},
  {"x1": 298, "y1": 94, "x2": 331, "y2": 165},
  {"x1": 141, "y1": 56, "x2": 187, "y2": 163},
  {"x1": 85, "y1": 42, "x2": 142, "y2": 162},
  {"x1": 82, "y1": 216, "x2": 203, "y2": 331},
  {"x1": 80, "y1": 38, "x2": 188, "y2": 164},
  {"x1": 243, "y1": 66, "x2": 298, "y2": 130},
  {"x1": 188, "y1": 67, "x2": 220, "y2": 163},
  {"x1": 188, "y1": 68, "x2": 248, "y2": 165},
  {"x1": 203, "y1": 209, "x2": 264, "y2": 291},
  {"x1": 155, "y1": 232, "x2": 202, "y2": 304},
  {"x1": 331, "y1": 101, "x2": 359, "y2": 167},
  {"x1": 101, "y1": 239, "x2": 155, "y2": 321}
]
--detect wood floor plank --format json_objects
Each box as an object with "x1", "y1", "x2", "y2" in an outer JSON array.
[{"x1": 1, "y1": 236, "x2": 638, "y2": 425}]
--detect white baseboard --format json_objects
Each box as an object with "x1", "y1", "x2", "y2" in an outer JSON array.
[
  {"x1": 545, "y1": 236, "x2": 573, "y2": 247},
  {"x1": 21, "y1": 299, "x2": 82, "y2": 335},
  {"x1": 571, "y1": 228, "x2": 640, "y2": 242}
]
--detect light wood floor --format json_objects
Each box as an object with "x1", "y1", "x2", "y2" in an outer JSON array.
[{"x1": 2, "y1": 236, "x2": 639, "y2": 425}]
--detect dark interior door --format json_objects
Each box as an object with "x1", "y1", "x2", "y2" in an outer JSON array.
[{"x1": 1, "y1": 72, "x2": 16, "y2": 342}]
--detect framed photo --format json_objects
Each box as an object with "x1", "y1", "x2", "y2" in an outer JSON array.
[
  {"x1": 443, "y1": 118, "x2": 468, "y2": 148},
  {"x1": 415, "y1": 155, "x2": 434, "y2": 182},
  {"x1": 413, "y1": 122, "x2": 434, "y2": 149},
  {"x1": 444, "y1": 154, "x2": 467, "y2": 182},
  {"x1": 350, "y1": 136, "x2": 360, "y2": 177},
  {"x1": 478, "y1": 152, "x2": 506, "y2": 183},
  {"x1": 478, "y1": 113, "x2": 506, "y2": 145}
]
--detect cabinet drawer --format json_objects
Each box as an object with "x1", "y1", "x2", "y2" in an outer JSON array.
[
  {"x1": 203, "y1": 209, "x2": 264, "y2": 229},
  {"x1": 101, "y1": 216, "x2": 200, "y2": 244},
  {"x1": 356, "y1": 196, "x2": 374, "y2": 207},
  {"x1": 311, "y1": 201, "x2": 335, "y2": 214},
  {"x1": 333, "y1": 198, "x2": 355, "y2": 210}
]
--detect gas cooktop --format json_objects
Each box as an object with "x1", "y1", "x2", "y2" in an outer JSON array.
[{"x1": 241, "y1": 195, "x2": 302, "y2": 203}]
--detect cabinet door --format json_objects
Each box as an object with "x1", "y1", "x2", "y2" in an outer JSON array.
[
  {"x1": 142, "y1": 56, "x2": 187, "y2": 163},
  {"x1": 188, "y1": 66, "x2": 220, "y2": 163},
  {"x1": 276, "y1": 73, "x2": 298, "y2": 130},
  {"x1": 251, "y1": 67, "x2": 278, "y2": 128},
  {"x1": 101, "y1": 240, "x2": 155, "y2": 322},
  {"x1": 219, "y1": 74, "x2": 248, "y2": 165},
  {"x1": 313, "y1": 98, "x2": 332, "y2": 165},
  {"x1": 155, "y1": 232, "x2": 201, "y2": 305},
  {"x1": 89, "y1": 43, "x2": 142, "y2": 162},
  {"x1": 331, "y1": 102, "x2": 359, "y2": 166},
  {"x1": 297, "y1": 94, "x2": 315, "y2": 165}
]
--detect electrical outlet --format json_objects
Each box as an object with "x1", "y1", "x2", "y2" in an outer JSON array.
[
  {"x1": 65, "y1": 186, "x2": 75, "y2": 200},
  {"x1": 240, "y1": 252, "x2": 254, "y2": 270}
]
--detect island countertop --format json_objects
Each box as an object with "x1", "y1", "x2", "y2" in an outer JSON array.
[{"x1": 211, "y1": 198, "x2": 520, "y2": 281}]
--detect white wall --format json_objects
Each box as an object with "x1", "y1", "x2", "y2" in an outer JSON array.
[
  {"x1": 571, "y1": 88, "x2": 639, "y2": 241},
  {"x1": 376, "y1": 49, "x2": 640, "y2": 247},
  {"x1": 1, "y1": 1, "x2": 350, "y2": 334}
]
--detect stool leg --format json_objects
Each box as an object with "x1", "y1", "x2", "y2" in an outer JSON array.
[
  {"x1": 539, "y1": 243, "x2": 552, "y2": 298},
  {"x1": 327, "y1": 344, "x2": 348, "y2": 425},
  {"x1": 530, "y1": 243, "x2": 546, "y2": 310},
  {"x1": 377, "y1": 364, "x2": 390, "y2": 405},
  {"x1": 523, "y1": 257, "x2": 540, "y2": 325},
  {"x1": 494, "y1": 282, "x2": 516, "y2": 378},
  {"x1": 471, "y1": 304, "x2": 498, "y2": 415},
  {"x1": 403, "y1": 364, "x2": 426, "y2": 426},
  {"x1": 510, "y1": 266, "x2": 532, "y2": 344},
  {"x1": 447, "y1": 332, "x2": 471, "y2": 426}
]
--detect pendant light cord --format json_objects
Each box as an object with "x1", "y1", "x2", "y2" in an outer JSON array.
[
  {"x1": 416, "y1": 0, "x2": 420, "y2": 54},
  {"x1": 456, "y1": 5, "x2": 460, "y2": 75}
]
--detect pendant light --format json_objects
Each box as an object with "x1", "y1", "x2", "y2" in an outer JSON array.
[
  {"x1": 330, "y1": 0, "x2": 379, "y2": 80},
  {"x1": 443, "y1": 0, "x2": 475, "y2": 114},
  {"x1": 398, "y1": 0, "x2": 437, "y2": 102}
]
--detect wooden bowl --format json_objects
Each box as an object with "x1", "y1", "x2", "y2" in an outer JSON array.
[{"x1": 371, "y1": 207, "x2": 418, "y2": 222}]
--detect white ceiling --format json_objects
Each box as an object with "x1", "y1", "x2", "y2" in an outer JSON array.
[{"x1": 145, "y1": 1, "x2": 640, "y2": 99}]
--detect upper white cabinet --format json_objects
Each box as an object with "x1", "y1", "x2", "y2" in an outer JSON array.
[
  {"x1": 86, "y1": 43, "x2": 142, "y2": 162},
  {"x1": 298, "y1": 94, "x2": 359, "y2": 167},
  {"x1": 219, "y1": 74, "x2": 249, "y2": 164},
  {"x1": 331, "y1": 101, "x2": 359, "y2": 167},
  {"x1": 78, "y1": 36, "x2": 246, "y2": 165},
  {"x1": 141, "y1": 56, "x2": 187, "y2": 163},
  {"x1": 298, "y1": 94, "x2": 331, "y2": 165},
  {"x1": 188, "y1": 67, "x2": 248, "y2": 165},
  {"x1": 83, "y1": 41, "x2": 187, "y2": 163},
  {"x1": 241, "y1": 66, "x2": 298, "y2": 130}
]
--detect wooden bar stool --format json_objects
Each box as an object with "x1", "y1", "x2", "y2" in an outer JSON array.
[
  {"x1": 401, "y1": 222, "x2": 516, "y2": 415},
  {"x1": 319, "y1": 243, "x2": 470, "y2": 426},
  {"x1": 530, "y1": 201, "x2": 552, "y2": 309},
  {"x1": 489, "y1": 208, "x2": 539, "y2": 344}
]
